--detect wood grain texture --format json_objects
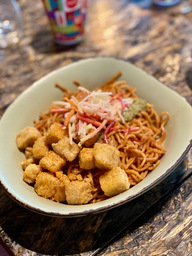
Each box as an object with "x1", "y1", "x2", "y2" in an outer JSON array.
[
  {"x1": 98, "y1": 167, "x2": 192, "y2": 255},
  {"x1": 0, "y1": 0, "x2": 192, "y2": 255}
]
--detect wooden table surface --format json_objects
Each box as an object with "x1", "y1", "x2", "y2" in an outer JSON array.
[{"x1": 0, "y1": 0, "x2": 192, "y2": 255}]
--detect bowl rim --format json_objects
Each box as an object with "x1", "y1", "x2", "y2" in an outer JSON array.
[{"x1": 0, "y1": 57, "x2": 192, "y2": 217}]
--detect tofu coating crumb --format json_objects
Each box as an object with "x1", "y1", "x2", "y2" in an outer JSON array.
[
  {"x1": 79, "y1": 148, "x2": 95, "y2": 170},
  {"x1": 23, "y1": 164, "x2": 42, "y2": 184},
  {"x1": 45, "y1": 122, "x2": 67, "y2": 145},
  {"x1": 39, "y1": 150, "x2": 66, "y2": 173},
  {"x1": 21, "y1": 158, "x2": 35, "y2": 170},
  {"x1": 65, "y1": 180, "x2": 93, "y2": 205},
  {"x1": 52, "y1": 136, "x2": 80, "y2": 162},
  {"x1": 34, "y1": 172, "x2": 66, "y2": 202},
  {"x1": 25, "y1": 147, "x2": 33, "y2": 159},
  {"x1": 16, "y1": 127, "x2": 41, "y2": 150},
  {"x1": 93, "y1": 143, "x2": 120, "y2": 170},
  {"x1": 32, "y1": 136, "x2": 49, "y2": 160},
  {"x1": 99, "y1": 167, "x2": 130, "y2": 197},
  {"x1": 56, "y1": 171, "x2": 70, "y2": 185}
]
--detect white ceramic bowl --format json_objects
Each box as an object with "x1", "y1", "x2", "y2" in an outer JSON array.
[{"x1": 0, "y1": 57, "x2": 192, "y2": 217}]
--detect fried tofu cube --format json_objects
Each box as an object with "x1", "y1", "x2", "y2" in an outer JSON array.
[
  {"x1": 32, "y1": 136, "x2": 49, "y2": 160},
  {"x1": 56, "y1": 171, "x2": 70, "y2": 185},
  {"x1": 21, "y1": 158, "x2": 35, "y2": 170},
  {"x1": 45, "y1": 122, "x2": 67, "y2": 145},
  {"x1": 16, "y1": 127, "x2": 41, "y2": 150},
  {"x1": 25, "y1": 147, "x2": 33, "y2": 159},
  {"x1": 82, "y1": 133, "x2": 98, "y2": 147},
  {"x1": 34, "y1": 172, "x2": 66, "y2": 202},
  {"x1": 99, "y1": 167, "x2": 130, "y2": 197},
  {"x1": 39, "y1": 150, "x2": 66, "y2": 173},
  {"x1": 65, "y1": 180, "x2": 93, "y2": 205},
  {"x1": 52, "y1": 136, "x2": 80, "y2": 162},
  {"x1": 79, "y1": 148, "x2": 95, "y2": 170},
  {"x1": 93, "y1": 143, "x2": 120, "y2": 170},
  {"x1": 23, "y1": 164, "x2": 42, "y2": 184}
]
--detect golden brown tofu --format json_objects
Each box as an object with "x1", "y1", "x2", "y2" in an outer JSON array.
[
  {"x1": 52, "y1": 136, "x2": 80, "y2": 162},
  {"x1": 99, "y1": 167, "x2": 130, "y2": 197},
  {"x1": 93, "y1": 143, "x2": 120, "y2": 170},
  {"x1": 34, "y1": 172, "x2": 66, "y2": 202},
  {"x1": 16, "y1": 127, "x2": 41, "y2": 150},
  {"x1": 56, "y1": 171, "x2": 70, "y2": 185},
  {"x1": 32, "y1": 136, "x2": 49, "y2": 160},
  {"x1": 45, "y1": 122, "x2": 67, "y2": 145},
  {"x1": 23, "y1": 164, "x2": 42, "y2": 184},
  {"x1": 79, "y1": 148, "x2": 95, "y2": 170},
  {"x1": 65, "y1": 180, "x2": 93, "y2": 205},
  {"x1": 39, "y1": 150, "x2": 66, "y2": 173},
  {"x1": 21, "y1": 158, "x2": 35, "y2": 170},
  {"x1": 83, "y1": 132, "x2": 98, "y2": 147},
  {"x1": 25, "y1": 147, "x2": 33, "y2": 159}
]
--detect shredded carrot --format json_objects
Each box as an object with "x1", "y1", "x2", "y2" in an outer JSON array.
[
  {"x1": 64, "y1": 109, "x2": 75, "y2": 126},
  {"x1": 64, "y1": 97, "x2": 78, "y2": 111},
  {"x1": 51, "y1": 108, "x2": 70, "y2": 113}
]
